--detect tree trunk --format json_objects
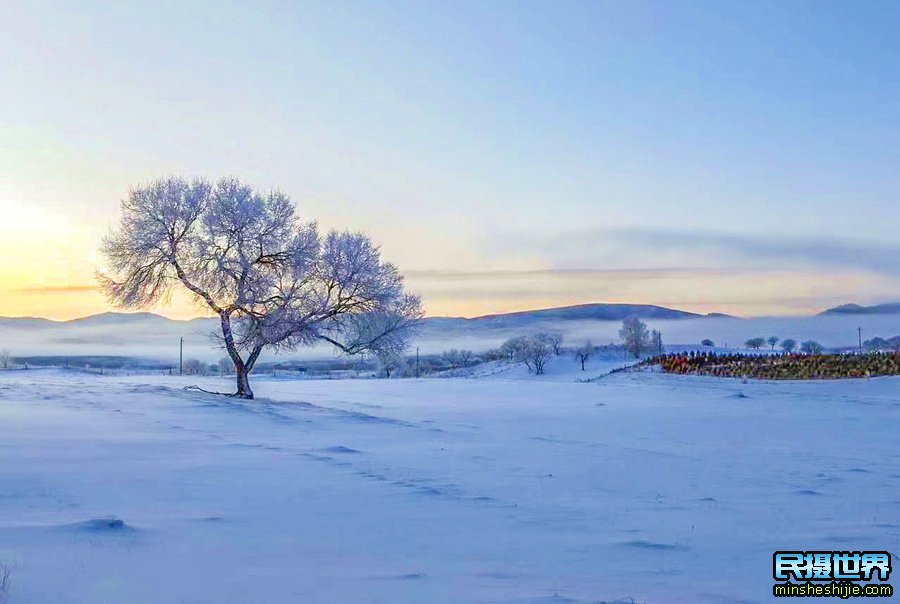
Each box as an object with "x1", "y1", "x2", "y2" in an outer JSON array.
[
  {"x1": 235, "y1": 366, "x2": 254, "y2": 399},
  {"x1": 220, "y1": 312, "x2": 254, "y2": 399}
]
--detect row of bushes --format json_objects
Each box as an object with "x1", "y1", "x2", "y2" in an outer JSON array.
[{"x1": 654, "y1": 351, "x2": 900, "y2": 379}]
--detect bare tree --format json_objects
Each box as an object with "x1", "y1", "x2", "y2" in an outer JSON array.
[
  {"x1": 780, "y1": 338, "x2": 797, "y2": 353},
  {"x1": 767, "y1": 336, "x2": 779, "y2": 350},
  {"x1": 574, "y1": 341, "x2": 593, "y2": 371},
  {"x1": 376, "y1": 350, "x2": 403, "y2": 378},
  {"x1": 519, "y1": 339, "x2": 552, "y2": 375},
  {"x1": 99, "y1": 177, "x2": 422, "y2": 398},
  {"x1": 619, "y1": 316, "x2": 650, "y2": 358},
  {"x1": 800, "y1": 340, "x2": 823, "y2": 355},
  {"x1": 499, "y1": 339, "x2": 520, "y2": 361},
  {"x1": 441, "y1": 349, "x2": 473, "y2": 369},
  {"x1": 0, "y1": 349, "x2": 9, "y2": 369},
  {"x1": 503, "y1": 335, "x2": 553, "y2": 375},
  {"x1": 182, "y1": 358, "x2": 207, "y2": 375},
  {"x1": 745, "y1": 337, "x2": 766, "y2": 350},
  {"x1": 500, "y1": 337, "x2": 526, "y2": 364},
  {"x1": 482, "y1": 348, "x2": 504, "y2": 362},
  {"x1": 538, "y1": 332, "x2": 563, "y2": 355},
  {"x1": 458, "y1": 349, "x2": 474, "y2": 367},
  {"x1": 217, "y1": 357, "x2": 232, "y2": 376}
]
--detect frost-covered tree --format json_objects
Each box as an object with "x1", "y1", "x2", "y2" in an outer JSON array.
[
  {"x1": 441, "y1": 349, "x2": 459, "y2": 369},
  {"x1": 499, "y1": 339, "x2": 520, "y2": 361},
  {"x1": 800, "y1": 340, "x2": 823, "y2": 355},
  {"x1": 767, "y1": 336, "x2": 779, "y2": 350},
  {"x1": 481, "y1": 348, "x2": 504, "y2": 362},
  {"x1": 574, "y1": 341, "x2": 593, "y2": 371},
  {"x1": 0, "y1": 349, "x2": 10, "y2": 369},
  {"x1": 182, "y1": 358, "x2": 207, "y2": 375},
  {"x1": 619, "y1": 316, "x2": 650, "y2": 358},
  {"x1": 780, "y1": 338, "x2": 797, "y2": 353},
  {"x1": 99, "y1": 177, "x2": 422, "y2": 399},
  {"x1": 538, "y1": 333, "x2": 563, "y2": 355},
  {"x1": 458, "y1": 349, "x2": 474, "y2": 367},
  {"x1": 503, "y1": 335, "x2": 553, "y2": 375},
  {"x1": 441, "y1": 348, "x2": 474, "y2": 369},
  {"x1": 217, "y1": 357, "x2": 232, "y2": 376},
  {"x1": 519, "y1": 338, "x2": 552, "y2": 375},
  {"x1": 376, "y1": 350, "x2": 403, "y2": 378}
]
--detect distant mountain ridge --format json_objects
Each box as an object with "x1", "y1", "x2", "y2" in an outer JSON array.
[
  {"x1": 819, "y1": 302, "x2": 900, "y2": 316},
  {"x1": 0, "y1": 303, "x2": 897, "y2": 361},
  {"x1": 435, "y1": 303, "x2": 728, "y2": 327},
  {"x1": 0, "y1": 312, "x2": 175, "y2": 328},
  {"x1": 0, "y1": 303, "x2": 728, "y2": 327}
]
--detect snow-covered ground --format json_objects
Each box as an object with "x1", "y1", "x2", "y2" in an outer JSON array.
[
  {"x1": 1, "y1": 369, "x2": 898, "y2": 603},
  {"x1": 434, "y1": 353, "x2": 633, "y2": 381}
]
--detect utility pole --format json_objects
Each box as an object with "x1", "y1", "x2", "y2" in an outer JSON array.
[
  {"x1": 179, "y1": 337, "x2": 183, "y2": 375},
  {"x1": 858, "y1": 326, "x2": 863, "y2": 354},
  {"x1": 415, "y1": 347, "x2": 420, "y2": 378}
]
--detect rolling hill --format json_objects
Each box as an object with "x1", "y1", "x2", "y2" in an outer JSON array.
[{"x1": 819, "y1": 302, "x2": 900, "y2": 315}]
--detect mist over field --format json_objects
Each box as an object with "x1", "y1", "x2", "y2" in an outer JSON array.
[{"x1": 1, "y1": 306, "x2": 898, "y2": 363}]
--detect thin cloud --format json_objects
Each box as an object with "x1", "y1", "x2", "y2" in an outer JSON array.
[
  {"x1": 486, "y1": 227, "x2": 900, "y2": 277},
  {"x1": 17, "y1": 284, "x2": 98, "y2": 294},
  {"x1": 406, "y1": 267, "x2": 749, "y2": 280},
  {"x1": 612, "y1": 228, "x2": 900, "y2": 276}
]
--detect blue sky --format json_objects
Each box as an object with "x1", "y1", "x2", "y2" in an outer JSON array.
[{"x1": 1, "y1": 0, "x2": 898, "y2": 318}]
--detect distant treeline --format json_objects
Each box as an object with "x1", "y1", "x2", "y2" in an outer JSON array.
[{"x1": 12, "y1": 356, "x2": 173, "y2": 370}]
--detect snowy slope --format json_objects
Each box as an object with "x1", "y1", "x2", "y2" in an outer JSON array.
[
  {"x1": 1, "y1": 369, "x2": 897, "y2": 603},
  {"x1": 435, "y1": 352, "x2": 634, "y2": 382}
]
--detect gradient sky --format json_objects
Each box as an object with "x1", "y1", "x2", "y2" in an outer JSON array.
[{"x1": 2, "y1": 0, "x2": 899, "y2": 320}]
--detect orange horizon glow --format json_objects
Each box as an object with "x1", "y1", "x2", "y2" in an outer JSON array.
[
  {"x1": 2, "y1": 193, "x2": 897, "y2": 323},
  {"x1": 1, "y1": 271, "x2": 893, "y2": 322}
]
